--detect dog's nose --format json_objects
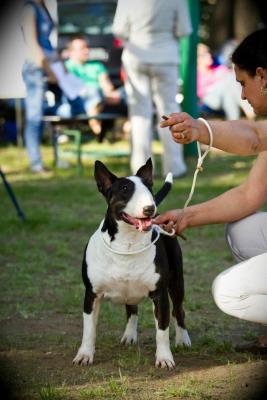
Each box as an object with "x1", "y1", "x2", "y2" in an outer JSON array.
[{"x1": 143, "y1": 205, "x2": 156, "y2": 217}]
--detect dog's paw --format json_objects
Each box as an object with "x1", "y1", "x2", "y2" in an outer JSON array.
[
  {"x1": 121, "y1": 315, "x2": 138, "y2": 345},
  {"x1": 155, "y1": 349, "x2": 175, "y2": 370},
  {"x1": 121, "y1": 331, "x2": 137, "y2": 345},
  {"x1": 73, "y1": 347, "x2": 94, "y2": 366},
  {"x1": 175, "y1": 327, "x2": 191, "y2": 347}
]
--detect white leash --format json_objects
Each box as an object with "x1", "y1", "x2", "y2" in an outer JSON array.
[
  {"x1": 183, "y1": 118, "x2": 213, "y2": 209},
  {"x1": 100, "y1": 224, "x2": 174, "y2": 256}
]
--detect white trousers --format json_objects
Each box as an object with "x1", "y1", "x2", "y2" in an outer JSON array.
[
  {"x1": 212, "y1": 212, "x2": 267, "y2": 324},
  {"x1": 123, "y1": 60, "x2": 187, "y2": 176}
]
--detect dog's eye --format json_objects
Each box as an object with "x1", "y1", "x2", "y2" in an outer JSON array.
[{"x1": 120, "y1": 184, "x2": 128, "y2": 192}]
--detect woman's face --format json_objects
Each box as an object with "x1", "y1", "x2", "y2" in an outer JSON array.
[{"x1": 234, "y1": 65, "x2": 267, "y2": 115}]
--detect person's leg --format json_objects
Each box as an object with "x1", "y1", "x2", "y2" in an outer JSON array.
[
  {"x1": 83, "y1": 87, "x2": 104, "y2": 135},
  {"x1": 226, "y1": 212, "x2": 267, "y2": 262},
  {"x1": 22, "y1": 62, "x2": 46, "y2": 172},
  {"x1": 151, "y1": 64, "x2": 187, "y2": 177},
  {"x1": 123, "y1": 60, "x2": 153, "y2": 174},
  {"x1": 83, "y1": 87, "x2": 104, "y2": 114},
  {"x1": 212, "y1": 213, "x2": 267, "y2": 348},
  {"x1": 212, "y1": 253, "x2": 267, "y2": 324}
]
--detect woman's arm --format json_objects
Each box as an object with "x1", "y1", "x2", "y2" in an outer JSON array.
[
  {"x1": 154, "y1": 151, "x2": 267, "y2": 236},
  {"x1": 160, "y1": 112, "x2": 267, "y2": 155},
  {"x1": 99, "y1": 73, "x2": 115, "y2": 96}
]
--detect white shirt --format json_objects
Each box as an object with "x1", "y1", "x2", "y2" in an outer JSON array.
[{"x1": 112, "y1": 0, "x2": 192, "y2": 65}]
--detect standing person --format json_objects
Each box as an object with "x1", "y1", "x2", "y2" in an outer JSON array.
[
  {"x1": 21, "y1": 0, "x2": 58, "y2": 173},
  {"x1": 112, "y1": 0, "x2": 192, "y2": 177},
  {"x1": 154, "y1": 28, "x2": 267, "y2": 353}
]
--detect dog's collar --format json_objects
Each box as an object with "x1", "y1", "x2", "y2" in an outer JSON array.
[
  {"x1": 100, "y1": 226, "x2": 160, "y2": 255},
  {"x1": 100, "y1": 225, "x2": 175, "y2": 255}
]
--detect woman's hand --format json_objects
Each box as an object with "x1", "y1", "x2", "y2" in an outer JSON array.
[
  {"x1": 160, "y1": 112, "x2": 204, "y2": 144},
  {"x1": 153, "y1": 209, "x2": 188, "y2": 238}
]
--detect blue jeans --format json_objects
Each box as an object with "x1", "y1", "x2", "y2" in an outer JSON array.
[
  {"x1": 56, "y1": 87, "x2": 103, "y2": 118},
  {"x1": 22, "y1": 62, "x2": 46, "y2": 169}
]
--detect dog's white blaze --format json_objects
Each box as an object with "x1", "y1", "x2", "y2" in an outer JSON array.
[
  {"x1": 123, "y1": 176, "x2": 156, "y2": 218},
  {"x1": 87, "y1": 226, "x2": 160, "y2": 305}
]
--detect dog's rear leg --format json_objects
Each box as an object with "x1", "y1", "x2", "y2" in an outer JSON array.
[
  {"x1": 121, "y1": 305, "x2": 138, "y2": 344},
  {"x1": 169, "y1": 283, "x2": 191, "y2": 347},
  {"x1": 150, "y1": 290, "x2": 175, "y2": 369},
  {"x1": 73, "y1": 288, "x2": 101, "y2": 366}
]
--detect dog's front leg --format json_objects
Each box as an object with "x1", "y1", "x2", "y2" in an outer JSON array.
[
  {"x1": 121, "y1": 305, "x2": 138, "y2": 344},
  {"x1": 150, "y1": 289, "x2": 175, "y2": 369},
  {"x1": 73, "y1": 289, "x2": 101, "y2": 366}
]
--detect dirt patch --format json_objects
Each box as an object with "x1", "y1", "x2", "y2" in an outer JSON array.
[{"x1": 1, "y1": 316, "x2": 266, "y2": 400}]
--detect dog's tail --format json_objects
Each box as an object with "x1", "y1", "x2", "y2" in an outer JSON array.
[{"x1": 155, "y1": 173, "x2": 173, "y2": 206}]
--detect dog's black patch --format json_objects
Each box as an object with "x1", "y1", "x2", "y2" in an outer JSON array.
[
  {"x1": 101, "y1": 177, "x2": 135, "y2": 240},
  {"x1": 82, "y1": 244, "x2": 96, "y2": 314}
]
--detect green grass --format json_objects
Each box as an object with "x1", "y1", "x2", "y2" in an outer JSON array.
[{"x1": 0, "y1": 141, "x2": 266, "y2": 400}]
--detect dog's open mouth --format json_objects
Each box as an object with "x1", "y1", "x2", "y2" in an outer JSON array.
[{"x1": 121, "y1": 212, "x2": 153, "y2": 232}]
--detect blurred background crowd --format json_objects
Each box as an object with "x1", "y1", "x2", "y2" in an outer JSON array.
[{"x1": 0, "y1": 0, "x2": 266, "y2": 175}]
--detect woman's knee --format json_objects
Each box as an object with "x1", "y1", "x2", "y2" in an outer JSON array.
[
  {"x1": 212, "y1": 270, "x2": 233, "y2": 316},
  {"x1": 212, "y1": 254, "x2": 267, "y2": 324},
  {"x1": 212, "y1": 265, "x2": 247, "y2": 319}
]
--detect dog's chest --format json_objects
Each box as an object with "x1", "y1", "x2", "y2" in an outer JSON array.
[{"x1": 86, "y1": 230, "x2": 160, "y2": 305}]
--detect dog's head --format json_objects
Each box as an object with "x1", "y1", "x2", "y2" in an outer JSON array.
[{"x1": 94, "y1": 159, "x2": 156, "y2": 238}]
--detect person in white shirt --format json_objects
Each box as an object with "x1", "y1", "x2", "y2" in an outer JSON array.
[{"x1": 113, "y1": 0, "x2": 192, "y2": 177}]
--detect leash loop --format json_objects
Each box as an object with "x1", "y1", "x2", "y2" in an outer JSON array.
[
  {"x1": 152, "y1": 224, "x2": 175, "y2": 237},
  {"x1": 183, "y1": 118, "x2": 213, "y2": 210}
]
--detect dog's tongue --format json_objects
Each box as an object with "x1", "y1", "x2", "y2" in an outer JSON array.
[
  {"x1": 136, "y1": 218, "x2": 152, "y2": 231},
  {"x1": 123, "y1": 213, "x2": 152, "y2": 231}
]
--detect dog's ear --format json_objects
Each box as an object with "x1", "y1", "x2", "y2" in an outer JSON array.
[
  {"x1": 136, "y1": 158, "x2": 153, "y2": 187},
  {"x1": 94, "y1": 160, "x2": 117, "y2": 195}
]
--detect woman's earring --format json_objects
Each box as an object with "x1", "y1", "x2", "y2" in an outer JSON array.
[{"x1": 261, "y1": 86, "x2": 267, "y2": 95}]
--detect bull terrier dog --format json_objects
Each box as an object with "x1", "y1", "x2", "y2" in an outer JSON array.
[{"x1": 73, "y1": 159, "x2": 191, "y2": 369}]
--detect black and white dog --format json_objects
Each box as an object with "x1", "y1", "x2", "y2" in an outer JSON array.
[{"x1": 73, "y1": 159, "x2": 191, "y2": 369}]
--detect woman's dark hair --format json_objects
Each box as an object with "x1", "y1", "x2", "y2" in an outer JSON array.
[{"x1": 232, "y1": 28, "x2": 267, "y2": 76}]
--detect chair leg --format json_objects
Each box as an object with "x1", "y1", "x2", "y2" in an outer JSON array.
[
  {"x1": 57, "y1": 129, "x2": 83, "y2": 176},
  {"x1": 52, "y1": 127, "x2": 60, "y2": 167},
  {"x1": 0, "y1": 169, "x2": 26, "y2": 221},
  {"x1": 74, "y1": 130, "x2": 82, "y2": 176}
]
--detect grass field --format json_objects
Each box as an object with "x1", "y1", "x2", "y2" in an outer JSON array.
[{"x1": 0, "y1": 140, "x2": 267, "y2": 399}]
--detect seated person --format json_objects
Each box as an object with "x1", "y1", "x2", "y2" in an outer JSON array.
[
  {"x1": 197, "y1": 43, "x2": 254, "y2": 120},
  {"x1": 58, "y1": 36, "x2": 126, "y2": 134}
]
